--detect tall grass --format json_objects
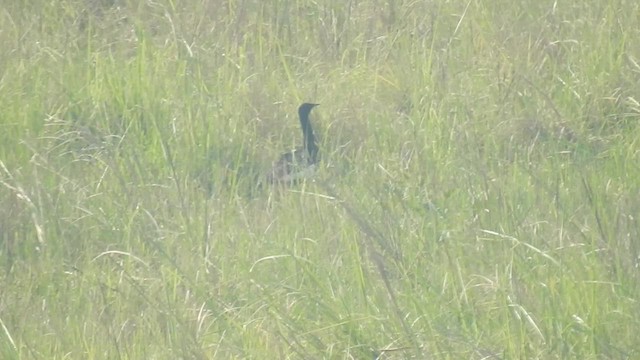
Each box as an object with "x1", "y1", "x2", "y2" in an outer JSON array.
[{"x1": 1, "y1": 0, "x2": 639, "y2": 358}]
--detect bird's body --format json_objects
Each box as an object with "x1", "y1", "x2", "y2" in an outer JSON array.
[{"x1": 266, "y1": 103, "x2": 319, "y2": 185}]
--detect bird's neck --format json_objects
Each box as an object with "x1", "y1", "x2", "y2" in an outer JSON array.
[{"x1": 299, "y1": 114, "x2": 318, "y2": 163}]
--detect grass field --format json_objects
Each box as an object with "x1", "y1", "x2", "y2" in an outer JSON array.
[{"x1": 1, "y1": 0, "x2": 640, "y2": 358}]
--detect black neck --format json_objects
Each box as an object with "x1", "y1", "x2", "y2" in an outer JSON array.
[{"x1": 299, "y1": 108, "x2": 318, "y2": 163}]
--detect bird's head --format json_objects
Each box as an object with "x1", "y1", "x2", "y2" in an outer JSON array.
[{"x1": 298, "y1": 103, "x2": 319, "y2": 118}]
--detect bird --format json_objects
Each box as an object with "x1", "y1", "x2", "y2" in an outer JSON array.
[{"x1": 265, "y1": 103, "x2": 320, "y2": 185}]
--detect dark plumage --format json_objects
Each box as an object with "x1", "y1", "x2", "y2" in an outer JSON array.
[{"x1": 266, "y1": 103, "x2": 320, "y2": 184}]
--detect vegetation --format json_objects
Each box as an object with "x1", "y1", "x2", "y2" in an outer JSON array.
[{"x1": 1, "y1": 0, "x2": 639, "y2": 358}]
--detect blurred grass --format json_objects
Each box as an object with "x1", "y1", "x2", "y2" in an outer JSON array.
[{"x1": 1, "y1": 0, "x2": 639, "y2": 358}]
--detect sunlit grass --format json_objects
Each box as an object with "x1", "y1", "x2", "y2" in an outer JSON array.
[{"x1": 1, "y1": 0, "x2": 639, "y2": 358}]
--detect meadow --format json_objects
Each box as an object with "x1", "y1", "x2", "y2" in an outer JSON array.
[{"x1": 1, "y1": 0, "x2": 639, "y2": 358}]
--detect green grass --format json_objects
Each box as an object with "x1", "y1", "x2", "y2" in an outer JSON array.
[{"x1": 1, "y1": 0, "x2": 639, "y2": 358}]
